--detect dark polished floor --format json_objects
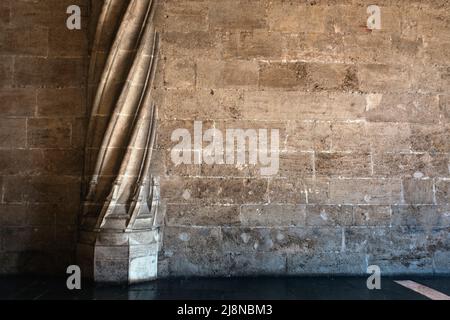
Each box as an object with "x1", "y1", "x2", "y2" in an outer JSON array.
[{"x1": 1, "y1": 276, "x2": 450, "y2": 300}]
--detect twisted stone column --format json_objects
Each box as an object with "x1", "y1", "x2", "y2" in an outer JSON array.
[{"x1": 77, "y1": 0, "x2": 162, "y2": 284}]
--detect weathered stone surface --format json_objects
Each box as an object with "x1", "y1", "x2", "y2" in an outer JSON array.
[
  {"x1": 0, "y1": 119, "x2": 27, "y2": 148},
  {"x1": 331, "y1": 122, "x2": 369, "y2": 152},
  {"x1": 221, "y1": 227, "x2": 342, "y2": 254},
  {"x1": 163, "y1": 251, "x2": 231, "y2": 277},
  {"x1": 240, "y1": 205, "x2": 306, "y2": 227},
  {"x1": 268, "y1": 178, "x2": 322, "y2": 204},
  {"x1": 0, "y1": 1, "x2": 10, "y2": 25},
  {"x1": 286, "y1": 121, "x2": 332, "y2": 152},
  {"x1": 344, "y1": 226, "x2": 425, "y2": 256},
  {"x1": 353, "y1": 206, "x2": 391, "y2": 226},
  {"x1": 199, "y1": 160, "x2": 260, "y2": 178},
  {"x1": 162, "y1": 0, "x2": 209, "y2": 32},
  {"x1": 163, "y1": 226, "x2": 222, "y2": 253},
  {"x1": 331, "y1": 5, "x2": 402, "y2": 37},
  {"x1": 306, "y1": 205, "x2": 353, "y2": 226},
  {"x1": 242, "y1": 92, "x2": 366, "y2": 121},
  {"x1": 94, "y1": 259, "x2": 129, "y2": 283},
  {"x1": 164, "y1": 58, "x2": 196, "y2": 89},
  {"x1": 269, "y1": 178, "x2": 310, "y2": 204},
  {"x1": 267, "y1": 3, "x2": 328, "y2": 33},
  {"x1": 410, "y1": 124, "x2": 450, "y2": 153},
  {"x1": 329, "y1": 179, "x2": 402, "y2": 205},
  {"x1": 0, "y1": 27, "x2": 48, "y2": 56},
  {"x1": 0, "y1": 88, "x2": 36, "y2": 117},
  {"x1": 37, "y1": 88, "x2": 85, "y2": 117},
  {"x1": 208, "y1": 0, "x2": 267, "y2": 30},
  {"x1": 391, "y1": 205, "x2": 443, "y2": 228},
  {"x1": 368, "y1": 256, "x2": 434, "y2": 275},
  {"x1": 434, "y1": 251, "x2": 450, "y2": 274},
  {"x1": 258, "y1": 62, "x2": 307, "y2": 91},
  {"x1": 222, "y1": 31, "x2": 284, "y2": 60},
  {"x1": 95, "y1": 246, "x2": 129, "y2": 261},
  {"x1": 0, "y1": 251, "x2": 72, "y2": 275},
  {"x1": 0, "y1": 204, "x2": 28, "y2": 227},
  {"x1": 27, "y1": 118, "x2": 72, "y2": 148},
  {"x1": 278, "y1": 153, "x2": 314, "y2": 178},
  {"x1": 348, "y1": 225, "x2": 450, "y2": 273},
  {"x1": 197, "y1": 59, "x2": 259, "y2": 89},
  {"x1": 402, "y1": 179, "x2": 435, "y2": 205},
  {"x1": 156, "y1": 119, "x2": 213, "y2": 150},
  {"x1": 343, "y1": 34, "x2": 394, "y2": 64},
  {"x1": 161, "y1": 89, "x2": 243, "y2": 120},
  {"x1": 0, "y1": 149, "x2": 82, "y2": 176},
  {"x1": 162, "y1": 31, "x2": 218, "y2": 59},
  {"x1": 373, "y1": 153, "x2": 449, "y2": 178},
  {"x1": 439, "y1": 95, "x2": 450, "y2": 122},
  {"x1": 162, "y1": 149, "x2": 202, "y2": 177},
  {"x1": 436, "y1": 179, "x2": 450, "y2": 205},
  {"x1": 358, "y1": 64, "x2": 411, "y2": 93},
  {"x1": 365, "y1": 93, "x2": 441, "y2": 124},
  {"x1": 161, "y1": 176, "x2": 268, "y2": 205},
  {"x1": 0, "y1": 56, "x2": 13, "y2": 86},
  {"x1": 2, "y1": 226, "x2": 55, "y2": 252},
  {"x1": 259, "y1": 62, "x2": 358, "y2": 92},
  {"x1": 228, "y1": 252, "x2": 287, "y2": 277},
  {"x1": 9, "y1": 0, "x2": 88, "y2": 28},
  {"x1": 315, "y1": 152, "x2": 371, "y2": 177},
  {"x1": 48, "y1": 25, "x2": 87, "y2": 57},
  {"x1": 166, "y1": 204, "x2": 240, "y2": 226},
  {"x1": 14, "y1": 57, "x2": 85, "y2": 87},
  {"x1": 284, "y1": 33, "x2": 346, "y2": 63},
  {"x1": 3, "y1": 176, "x2": 81, "y2": 204},
  {"x1": 129, "y1": 255, "x2": 158, "y2": 283},
  {"x1": 287, "y1": 252, "x2": 366, "y2": 275},
  {"x1": 367, "y1": 122, "x2": 411, "y2": 152}
]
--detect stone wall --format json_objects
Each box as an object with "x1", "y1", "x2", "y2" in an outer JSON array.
[
  {"x1": 0, "y1": 0, "x2": 88, "y2": 274},
  {"x1": 155, "y1": 0, "x2": 450, "y2": 276},
  {"x1": 0, "y1": 0, "x2": 449, "y2": 278}
]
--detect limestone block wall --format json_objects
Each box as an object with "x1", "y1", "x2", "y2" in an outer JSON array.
[
  {"x1": 155, "y1": 0, "x2": 450, "y2": 276},
  {"x1": 0, "y1": 0, "x2": 88, "y2": 274},
  {"x1": 0, "y1": 0, "x2": 449, "y2": 278}
]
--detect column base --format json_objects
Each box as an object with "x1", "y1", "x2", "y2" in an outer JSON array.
[{"x1": 77, "y1": 228, "x2": 160, "y2": 284}]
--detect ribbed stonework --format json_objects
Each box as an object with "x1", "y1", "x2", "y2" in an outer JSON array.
[{"x1": 77, "y1": 0, "x2": 161, "y2": 284}]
